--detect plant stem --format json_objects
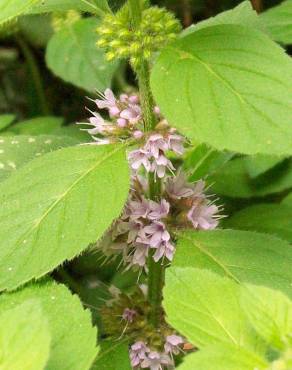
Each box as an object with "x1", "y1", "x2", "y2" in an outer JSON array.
[
  {"x1": 16, "y1": 36, "x2": 50, "y2": 115},
  {"x1": 128, "y1": 0, "x2": 165, "y2": 328}
]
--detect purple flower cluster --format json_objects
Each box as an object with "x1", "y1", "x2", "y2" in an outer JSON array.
[
  {"x1": 128, "y1": 132, "x2": 184, "y2": 179},
  {"x1": 165, "y1": 172, "x2": 221, "y2": 230},
  {"x1": 130, "y1": 335, "x2": 184, "y2": 369},
  {"x1": 116, "y1": 197, "x2": 175, "y2": 269},
  {"x1": 79, "y1": 89, "x2": 144, "y2": 144}
]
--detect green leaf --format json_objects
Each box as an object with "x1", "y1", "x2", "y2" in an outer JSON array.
[
  {"x1": 0, "y1": 0, "x2": 39, "y2": 27},
  {"x1": 46, "y1": 18, "x2": 117, "y2": 92},
  {"x1": 0, "y1": 114, "x2": 15, "y2": 131},
  {"x1": 282, "y1": 192, "x2": 292, "y2": 206},
  {"x1": 183, "y1": 144, "x2": 233, "y2": 182},
  {"x1": 0, "y1": 300, "x2": 51, "y2": 370},
  {"x1": 151, "y1": 24, "x2": 292, "y2": 156},
  {"x1": 241, "y1": 284, "x2": 292, "y2": 351},
  {"x1": 0, "y1": 144, "x2": 130, "y2": 291},
  {"x1": 0, "y1": 280, "x2": 98, "y2": 370},
  {"x1": 178, "y1": 344, "x2": 267, "y2": 370},
  {"x1": 92, "y1": 339, "x2": 131, "y2": 370},
  {"x1": 183, "y1": 1, "x2": 265, "y2": 36},
  {"x1": 164, "y1": 268, "x2": 259, "y2": 350},
  {"x1": 209, "y1": 157, "x2": 292, "y2": 198},
  {"x1": 174, "y1": 229, "x2": 292, "y2": 298},
  {"x1": 224, "y1": 203, "x2": 292, "y2": 243},
  {"x1": 10, "y1": 116, "x2": 64, "y2": 135},
  {"x1": 261, "y1": 0, "x2": 292, "y2": 45},
  {"x1": 0, "y1": 135, "x2": 78, "y2": 181},
  {"x1": 19, "y1": 14, "x2": 53, "y2": 47},
  {"x1": 0, "y1": 135, "x2": 78, "y2": 182},
  {"x1": 244, "y1": 154, "x2": 285, "y2": 178},
  {"x1": 28, "y1": 0, "x2": 110, "y2": 15}
]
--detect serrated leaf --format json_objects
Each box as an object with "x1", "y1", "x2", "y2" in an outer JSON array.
[
  {"x1": 0, "y1": 114, "x2": 15, "y2": 131},
  {"x1": 244, "y1": 154, "x2": 285, "y2": 178},
  {"x1": 0, "y1": 300, "x2": 51, "y2": 370},
  {"x1": 164, "y1": 268, "x2": 260, "y2": 350},
  {"x1": 174, "y1": 229, "x2": 292, "y2": 298},
  {"x1": 92, "y1": 339, "x2": 131, "y2": 370},
  {"x1": 10, "y1": 116, "x2": 63, "y2": 135},
  {"x1": 261, "y1": 0, "x2": 292, "y2": 45},
  {"x1": 0, "y1": 144, "x2": 130, "y2": 291},
  {"x1": 183, "y1": 1, "x2": 265, "y2": 36},
  {"x1": 28, "y1": 0, "x2": 110, "y2": 15},
  {"x1": 0, "y1": 0, "x2": 39, "y2": 27},
  {"x1": 209, "y1": 157, "x2": 292, "y2": 198},
  {"x1": 0, "y1": 280, "x2": 98, "y2": 370},
  {"x1": 183, "y1": 143, "x2": 234, "y2": 182},
  {"x1": 224, "y1": 203, "x2": 292, "y2": 243},
  {"x1": 178, "y1": 344, "x2": 267, "y2": 370},
  {"x1": 0, "y1": 135, "x2": 78, "y2": 182},
  {"x1": 46, "y1": 18, "x2": 117, "y2": 92},
  {"x1": 241, "y1": 284, "x2": 292, "y2": 351},
  {"x1": 151, "y1": 24, "x2": 292, "y2": 156}
]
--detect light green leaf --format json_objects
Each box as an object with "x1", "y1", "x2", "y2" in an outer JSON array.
[
  {"x1": 261, "y1": 0, "x2": 292, "y2": 45},
  {"x1": 244, "y1": 154, "x2": 285, "y2": 178},
  {"x1": 0, "y1": 114, "x2": 15, "y2": 131},
  {"x1": 0, "y1": 280, "x2": 98, "y2": 370},
  {"x1": 92, "y1": 339, "x2": 131, "y2": 370},
  {"x1": 174, "y1": 230, "x2": 292, "y2": 298},
  {"x1": 224, "y1": 203, "x2": 292, "y2": 243},
  {"x1": 19, "y1": 14, "x2": 53, "y2": 47},
  {"x1": 164, "y1": 268, "x2": 260, "y2": 350},
  {"x1": 183, "y1": 1, "x2": 265, "y2": 36},
  {"x1": 178, "y1": 344, "x2": 267, "y2": 370},
  {"x1": 10, "y1": 116, "x2": 64, "y2": 135},
  {"x1": 0, "y1": 300, "x2": 51, "y2": 370},
  {"x1": 151, "y1": 24, "x2": 292, "y2": 156},
  {"x1": 282, "y1": 192, "x2": 292, "y2": 206},
  {"x1": 209, "y1": 157, "x2": 292, "y2": 198},
  {"x1": 183, "y1": 143, "x2": 233, "y2": 182},
  {"x1": 28, "y1": 0, "x2": 110, "y2": 15},
  {"x1": 46, "y1": 18, "x2": 117, "y2": 92},
  {"x1": 241, "y1": 284, "x2": 292, "y2": 351},
  {"x1": 0, "y1": 144, "x2": 130, "y2": 291},
  {"x1": 0, "y1": 135, "x2": 78, "y2": 182},
  {"x1": 0, "y1": 0, "x2": 39, "y2": 27}
]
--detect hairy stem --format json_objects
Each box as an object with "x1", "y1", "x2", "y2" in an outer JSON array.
[
  {"x1": 16, "y1": 36, "x2": 49, "y2": 115},
  {"x1": 129, "y1": 0, "x2": 165, "y2": 328}
]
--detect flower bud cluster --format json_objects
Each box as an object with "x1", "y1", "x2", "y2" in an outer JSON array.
[{"x1": 96, "y1": 5, "x2": 181, "y2": 67}]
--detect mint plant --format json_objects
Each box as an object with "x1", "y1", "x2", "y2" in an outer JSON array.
[{"x1": 0, "y1": 0, "x2": 292, "y2": 369}]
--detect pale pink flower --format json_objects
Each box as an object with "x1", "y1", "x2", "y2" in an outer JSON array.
[
  {"x1": 120, "y1": 104, "x2": 142, "y2": 124},
  {"x1": 168, "y1": 133, "x2": 184, "y2": 155},
  {"x1": 143, "y1": 221, "x2": 170, "y2": 248},
  {"x1": 122, "y1": 308, "x2": 137, "y2": 323},
  {"x1": 148, "y1": 199, "x2": 170, "y2": 220},
  {"x1": 145, "y1": 134, "x2": 168, "y2": 159},
  {"x1": 132, "y1": 242, "x2": 149, "y2": 267},
  {"x1": 128, "y1": 149, "x2": 151, "y2": 172},
  {"x1": 95, "y1": 88, "x2": 120, "y2": 116},
  {"x1": 165, "y1": 172, "x2": 196, "y2": 199},
  {"x1": 153, "y1": 240, "x2": 175, "y2": 262},
  {"x1": 130, "y1": 341, "x2": 150, "y2": 368},
  {"x1": 187, "y1": 201, "x2": 219, "y2": 230},
  {"x1": 141, "y1": 351, "x2": 173, "y2": 370},
  {"x1": 164, "y1": 335, "x2": 184, "y2": 355},
  {"x1": 128, "y1": 198, "x2": 150, "y2": 220},
  {"x1": 151, "y1": 155, "x2": 175, "y2": 179}
]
